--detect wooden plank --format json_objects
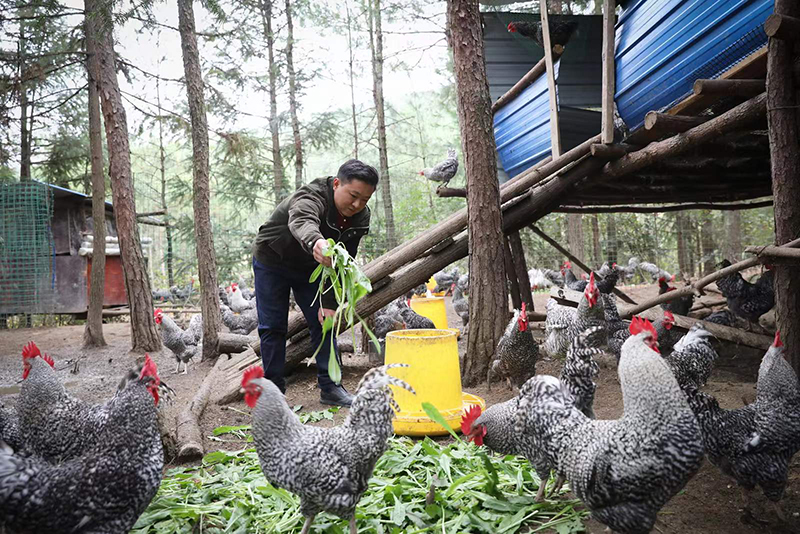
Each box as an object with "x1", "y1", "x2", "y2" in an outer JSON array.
[
  {"x1": 693, "y1": 79, "x2": 766, "y2": 97},
  {"x1": 539, "y1": 0, "x2": 562, "y2": 157},
  {"x1": 601, "y1": 0, "x2": 616, "y2": 144},
  {"x1": 492, "y1": 45, "x2": 564, "y2": 115},
  {"x1": 644, "y1": 112, "x2": 709, "y2": 133}
]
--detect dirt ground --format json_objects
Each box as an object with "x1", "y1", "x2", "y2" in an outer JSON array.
[{"x1": 1, "y1": 283, "x2": 798, "y2": 533}]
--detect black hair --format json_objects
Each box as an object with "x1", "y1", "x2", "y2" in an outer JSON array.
[{"x1": 337, "y1": 159, "x2": 379, "y2": 187}]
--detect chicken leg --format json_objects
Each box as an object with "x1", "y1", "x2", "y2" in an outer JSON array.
[
  {"x1": 349, "y1": 515, "x2": 357, "y2": 534},
  {"x1": 300, "y1": 515, "x2": 316, "y2": 534},
  {"x1": 548, "y1": 474, "x2": 566, "y2": 498}
]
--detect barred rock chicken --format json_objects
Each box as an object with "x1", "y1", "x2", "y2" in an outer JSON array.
[
  {"x1": 658, "y1": 276, "x2": 694, "y2": 317},
  {"x1": 451, "y1": 283, "x2": 469, "y2": 329},
  {"x1": 220, "y1": 303, "x2": 258, "y2": 335},
  {"x1": 716, "y1": 260, "x2": 775, "y2": 327},
  {"x1": 560, "y1": 325, "x2": 603, "y2": 418},
  {"x1": 654, "y1": 310, "x2": 681, "y2": 354},
  {"x1": 373, "y1": 309, "x2": 405, "y2": 354},
  {"x1": 433, "y1": 268, "x2": 460, "y2": 294},
  {"x1": 617, "y1": 257, "x2": 640, "y2": 282},
  {"x1": 406, "y1": 283, "x2": 426, "y2": 299},
  {"x1": 154, "y1": 309, "x2": 203, "y2": 374},
  {"x1": 0, "y1": 355, "x2": 168, "y2": 534},
  {"x1": 606, "y1": 307, "x2": 678, "y2": 362},
  {"x1": 507, "y1": 19, "x2": 579, "y2": 48},
  {"x1": 229, "y1": 282, "x2": 256, "y2": 313},
  {"x1": 398, "y1": 302, "x2": 435, "y2": 330},
  {"x1": 687, "y1": 332, "x2": 800, "y2": 518},
  {"x1": 705, "y1": 309, "x2": 734, "y2": 327},
  {"x1": 456, "y1": 273, "x2": 469, "y2": 292},
  {"x1": 544, "y1": 268, "x2": 564, "y2": 288},
  {"x1": 420, "y1": 149, "x2": 458, "y2": 187},
  {"x1": 488, "y1": 303, "x2": 539, "y2": 391},
  {"x1": 218, "y1": 285, "x2": 231, "y2": 307},
  {"x1": 543, "y1": 272, "x2": 606, "y2": 359},
  {"x1": 0, "y1": 401, "x2": 20, "y2": 451},
  {"x1": 664, "y1": 325, "x2": 717, "y2": 391},
  {"x1": 639, "y1": 261, "x2": 673, "y2": 282},
  {"x1": 562, "y1": 262, "x2": 587, "y2": 292},
  {"x1": 243, "y1": 364, "x2": 415, "y2": 534},
  {"x1": 515, "y1": 317, "x2": 705, "y2": 533}
]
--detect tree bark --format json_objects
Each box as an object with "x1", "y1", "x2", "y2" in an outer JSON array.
[
  {"x1": 345, "y1": 0, "x2": 359, "y2": 158},
  {"x1": 724, "y1": 210, "x2": 743, "y2": 262},
  {"x1": 567, "y1": 213, "x2": 584, "y2": 268},
  {"x1": 605, "y1": 213, "x2": 617, "y2": 264},
  {"x1": 509, "y1": 231, "x2": 534, "y2": 311},
  {"x1": 447, "y1": 0, "x2": 507, "y2": 387},
  {"x1": 156, "y1": 69, "x2": 174, "y2": 287},
  {"x1": 19, "y1": 20, "x2": 30, "y2": 181},
  {"x1": 368, "y1": 0, "x2": 397, "y2": 249},
  {"x1": 701, "y1": 212, "x2": 715, "y2": 276},
  {"x1": 285, "y1": 0, "x2": 303, "y2": 190},
  {"x1": 178, "y1": 0, "x2": 221, "y2": 362},
  {"x1": 504, "y1": 237, "x2": 522, "y2": 310},
  {"x1": 88, "y1": 0, "x2": 160, "y2": 352},
  {"x1": 767, "y1": 0, "x2": 800, "y2": 376},
  {"x1": 591, "y1": 214, "x2": 602, "y2": 266},
  {"x1": 83, "y1": 17, "x2": 106, "y2": 348},
  {"x1": 675, "y1": 211, "x2": 689, "y2": 276},
  {"x1": 261, "y1": 0, "x2": 286, "y2": 201}
]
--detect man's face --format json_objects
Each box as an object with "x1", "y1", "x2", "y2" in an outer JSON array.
[{"x1": 333, "y1": 177, "x2": 375, "y2": 217}]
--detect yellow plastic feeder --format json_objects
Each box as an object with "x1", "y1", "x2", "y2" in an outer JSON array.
[
  {"x1": 425, "y1": 276, "x2": 437, "y2": 292},
  {"x1": 409, "y1": 296, "x2": 449, "y2": 330},
  {"x1": 385, "y1": 329, "x2": 484, "y2": 436}
]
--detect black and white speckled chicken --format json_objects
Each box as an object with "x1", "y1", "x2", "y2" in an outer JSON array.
[
  {"x1": 639, "y1": 261, "x2": 672, "y2": 282},
  {"x1": 716, "y1": 260, "x2": 775, "y2": 327},
  {"x1": 420, "y1": 149, "x2": 458, "y2": 187},
  {"x1": 451, "y1": 283, "x2": 469, "y2": 329},
  {"x1": 560, "y1": 325, "x2": 603, "y2": 418},
  {"x1": 1, "y1": 355, "x2": 169, "y2": 534},
  {"x1": 507, "y1": 19, "x2": 579, "y2": 48},
  {"x1": 664, "y1": 324, "x2": 717, "y2": 391},
  {"x1": 488, "y1": 303, "x2": 539, "y2": 391},
  {"x1": 373, "y1": 308, "x2": 405, "y2": 354},
  {"x1": 220, "y1": 303, "x2": 258, "y2": 335},
  {"x1": 0, "y1": 400, "x2": 20, "y2": 451},
  {"x1": 705, "y1": 309, "x2": 734, "y2": 327},
  {"x1": 658, "y1": 277, "x2": 694, "y2": 317},
  {"x1": 432, "y1": 268, "x2": 460, "y2": 294},
  {"x1": 686, "y1": 332, "x2": 800, "y2": 518},
  {"x1": 398, "y1": 301, "x2": 435, "y2": 330},
  {"x1": 617, "y1": 257, "x2": 639, "y2": 282},
  {"x1": 606, "y1": 307, "x2": 678, "y2": 361},
  {"x1": 154, "y1": 309, "x2": 202, "y2": 374},
  {"x1": 515, "y1": 317, "x2": 705, "y2": 533},
  {"x1": 243, "y1": 364, "x2": 415, "y2": 534},
  {"x1": 562, "y1": 262, "x2": 587, "y2": 292},
  {"x1": 543, "y1": 273, "x2": 606, "y2": 359}
]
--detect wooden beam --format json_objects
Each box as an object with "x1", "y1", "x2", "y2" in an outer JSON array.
[
  {"x1": 601, "y1": 0, "x2": 616, "y2": 144},
  {"x1": 693, "y1": 79, "x2": 766, "y2": 98},
  {"x1": 509, "y1": 231, "x2": 534, "y2": 311},
  {"x1": 491, "y1": 45, "x2": 564, "y2": 114},
  {"x1": 435, "y1": 186, "x2": 467, "y2": 198},
  {"x1": 136, "y1": 209, "x2": 167, "y2": 218},
  {"x1": 539, "y1": 0, "x2": 562, "y2": 157},
  {"x1": 590, "y1": 143, "x2": 635, "y2": 160},
  {"x1": 764, "y1": 13, "x2": 800, "y2": 41},
  {"x1": 555, "y1": 199, "x2": 773, "y2": 214},
  {"x1": 644, "y1": 112, "x2": 709, "y2": 134},
  {"x1": 745, "y1": 245, "x2": 800, "y2": 261},
  {"x1": 503, "y1": 236, "x2": 522, "y2": 310},
  {"x1": 529, "y1": 224, "x2": 637, "y2": 305}
]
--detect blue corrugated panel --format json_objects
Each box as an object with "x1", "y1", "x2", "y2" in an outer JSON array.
[
  {"x1": 616, "y1": 0, "x2": 773, "y2": 131},
  {"x1": 494, "y1": 61, "x2": 561, "y2": 178}
]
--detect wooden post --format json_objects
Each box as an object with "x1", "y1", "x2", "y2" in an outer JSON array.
[
  {"x1": 590, "y1": 143, "x2": 634, "y2": 159},
  {"x1": 601, "y1": 0, "x2": 616, "y2": 144},
  {"x1": 693, "y1": 79, "x2": 766, "y2": 97},
  {"x1": 643, "y1": 112, "x2": 709, "y2": 134},
  {"x1": 509, "y1": 232, "x2": 535, "y2": 311},
  {"x1": 539, "y1": 0, "x2": 562, "y2": 157},
  {"x1": 764, "y1": 13, "x2": 800, "y2": 41},
  {"x1": 504, "y1": 236, "x2": 522, "y2": 310},
  {"x1": 492, "y1": 46, "x2": 564, "y2": 114}
]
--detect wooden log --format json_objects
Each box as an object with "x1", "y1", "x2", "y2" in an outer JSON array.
[
  {"x1": 745, "y1": 245, "x2": 800, "y2": 260},
  {"x1": 492, "y1": 45, "x2": 564, "y2": 114},
  {"x1": 764, "y1": 13, "x2": 800, "y2": 41},
  {"x1": 176, "y1": 354, "x2": 228, "y2": 461},
  {"x1": 601, "y1": 0, "x2": 616, "y2": 144},
  {"x1": 555, "y1": 199, "x2": 773, "y2": 213},
  {"x1": 435, "y1": 186, "x2": 467, "y2": 198},
  {"x1": 539, "y1": 0, "x2": 562, "y2": 157},
  {"x1": 529, "y1": 225, "x2": 637, "y2": 305},
  {"x1": 102, "y1": 307, "x2": 201, "y2": 317},
  {"x1": 503, "y1": 236, "x2": 522, "y2": 310},
  {"x1": 693, "y1": 79, "x2": 766, "y2": 98},
  {"x1": 509, "y1": 231, "x2": 535, "y2": 311},
  {"x1": 590, "y1": 143, "x2": 635, "y2": 160},
  {"x1": 217, "y1": 332, "x2": 258, "y2": 354},
  {"x1": 643, "y1": 112, "x2": 709, "y2": 133}
]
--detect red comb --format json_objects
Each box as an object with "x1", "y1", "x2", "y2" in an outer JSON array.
[
  {"x1": 587, "y1": 272, "x2": 596, "y2": 290},
  {"x1": 664, "y1": 311, "x2": 674, "y2": 322},
  {"x1": 773, "y1": 331, "x2": 782, "y2": 348},
  {"x1": 22, "y1": 341, "x2": 40, "y2": 360},
  {"x1": 521, "y1": 302, "x2": 527, "y2": 315},
  {"x1": 242, "y1": 365, "x2": 264, "y2": 388},
  {"x1": 460, "y1": 404, "x2": 482, "y2": 435},
  {"x1": 629, "y1": 316, "x2": 658, "y2": 340},
  {"x1": 154, "y1": 308, "x2": 163, "y2": 317},
  {"x1": 42, "y1": 353, "x2": 54, "y2": 368},
  {"x1": 564, "y1": 261, "x2": 572, "y2": 268},
  {"x1": 139, "y1": 354, "x2": 159, "y2": 381}
]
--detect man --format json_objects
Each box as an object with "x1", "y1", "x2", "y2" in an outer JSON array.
[{"x1": 252, "y1": 159, "x2": 377, "y2": 406}]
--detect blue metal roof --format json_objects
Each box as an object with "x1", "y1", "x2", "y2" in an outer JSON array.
[{"x1": 615, "y1": 0, "x2": 773, "y2": 131}]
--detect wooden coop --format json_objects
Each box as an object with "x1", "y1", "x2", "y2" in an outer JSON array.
[{"x1": 0, "y1": 181, "x2": 150, "y2": 316}]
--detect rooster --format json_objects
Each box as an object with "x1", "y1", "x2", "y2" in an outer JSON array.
[
  {"x1": 488, "y1": 303, "x2": 538, "y2": 391},
  {"x1": 154, "y1": 309, "x2": 202, "y2": 374},
  {"x1": 229, "y1": 282, "x2": 256, "y2": 313},
  {"x1": 562, "y1": 261, "x2": 587, "y2": 292},
  {"x1": 664, "y1": 325, "x2": 717, "y2": 391},
  {"x1": 243, "y1": 364, "x2": 415, "y2": 534},
  {"x1": 220, "y1": 303, "x2": 258, "y2": 335},
  {"x1": 606, "y1": 307, "x2": 678, "y2": 362},
  {"x1": 0, "y1": 354, "x2": 168, "y2": 534},
  {"x1": 420, "y1": 149, "x2": 458, "y2": 188},
  {"x1": 543, "y1": 272, "x2": 606, "y2": 359},
  {"x1": 658, "y1": 276, "x2": 694, "y2": 317},
  {"x1": 716, "y1": 260, "x2": 775, "y2": 328},
  {"x1": 515, "y1": 317, "x2": 705, "y2": 533},
  {"x1": 507, "y1": 19, "x2": 578, "y2": 48}
]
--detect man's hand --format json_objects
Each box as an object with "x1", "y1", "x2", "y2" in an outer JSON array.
[
  {"x1": 313, "y1": 238, "x2": 332, "y2": 267},
  {"x1": 318, "y1": 307, "x2": 336, "y2": 325}
]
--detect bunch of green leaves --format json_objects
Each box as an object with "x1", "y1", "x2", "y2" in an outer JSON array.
[
  {"x1": 209, "y1": 407, "x2": 341, "y2": 444},
  {"x1": 309, "y1": 238, "x2": 380, "y2": 383}
]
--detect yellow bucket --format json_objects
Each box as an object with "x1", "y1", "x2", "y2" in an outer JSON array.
[
  {"x1": 409, "y1": 297, "x2": 449, "y2": 329},
  {"x1": 385, "y1": 329, "x2": 484, "y2": 436},
  {"x1": 425, "y1": 276, "x2": 437, "y2": 292}
]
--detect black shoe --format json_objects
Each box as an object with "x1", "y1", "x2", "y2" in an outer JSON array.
[{"x1": 320, "y1": 384, "x2": 354, "y2": 407}]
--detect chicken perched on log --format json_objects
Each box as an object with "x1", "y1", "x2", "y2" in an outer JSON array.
[
  {"x1": 1, "y1": 355, "x2": 169, "y2": 534},
  {"x1": 664, "y1": 325, "x2": 718, "y2": 391},
  {"x1": 220, "y1": 303, "x2": 258, "y2": 335},
  {"x1": 507, "y1": 18, "x2": 579, "y2": 47},
  {"x1": 243, "y1": 364, "x2": 415, "y2": 534},
  {"x1": 686, "y1": 332, "x2": 800, "y2": 520},
  {"x1": 488, "y1": 303, "x2": 539, "y2": 391},
  {"x1": 154, "y1": 309, "x2": 203, "y2": 374},
  {"x1": 543, "y1": 272, "x2": 606, "y2": 359},
  {"x1": 516, "y1": 317, "x2": 705, "y2": 533},
  {"x1": 420, "y1": 149, "x2": 458, "y2": 188},
  {"x1": 716, "y1": 260, "x2": 775, "y2": 328},
  {"x1": 658, "y1": 276, "x2": 694, "y2": 317}
]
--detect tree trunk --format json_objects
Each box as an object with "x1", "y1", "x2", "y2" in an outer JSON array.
[
  {"x1": 675, "y1": 211, "x2": 689, "y2": 276},
  {"x1": 156, "y1": 69, "x2": 174, "y2": 287},
  {"x1": 509, "y1": 231, "x2": 534, "y2": 311},
  {"x1": 447, "y1": 0, "x2": 507, "y2": 387},
  {"x1": 261, "y1": 0, "x2": 286, "y2": 202},
  {"x1": 605, "y1": 213, "x2": 617, "y2": 264},
  {"x1": 345, "y1": 0, "x2": 359, "y2": 158},
  {"x1": 567, "y1": 213, "x2": 584, "y2": 270},
  {"x1": 285, "y1": 0, "x2": 303, "y2": 190},
  {"x1": 504, "y1": 237, "x2": 521, "y2": 310},
  {"x1": 724, "y1": 211, "x2": 742, "y2": 262},
  {"x1": 88, "y1": 0, "x2": 160, "y2": 352},
  {"x1": 591, "y1": 214, "x2": 602, "y2": 266},
  {"x1": 701, "y1": 212, "x2": 715, "y2": 276},
  {"x1": 19, "y1": 21, "x2": 30, "y2": 181},
  {"x1": 767, "y1": 0, "x2": 800, "y2": 376},
  {"x1": 83, "y1": 18, "x2": 106, "y2": 348},
  {"x1": 178, "y1": 0, "x2": 221, "y2": 361},
  {"x1": 551, "y1": 0, "x2": 563, "y2": 14},
  {"x1": 369, "y1": 0, "x2": 397, "y2": 249}
]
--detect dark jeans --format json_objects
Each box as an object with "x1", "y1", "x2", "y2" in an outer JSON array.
[{"x1": 252, "y1": 258, "x2": 340, "y2": 392}]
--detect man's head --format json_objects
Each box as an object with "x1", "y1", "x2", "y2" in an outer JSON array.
[{"x1": 333, "y1": 159, "x2": 378, "y2": 217}]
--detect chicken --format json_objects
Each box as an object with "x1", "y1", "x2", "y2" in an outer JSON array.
[
  {"x1": 639, "y1": 261, "x2": 673, "y2": 282},
  {"x1": 220, "y1": 303, "x2": 258, "y2": 335},
  {"x1": 432, "y1": 268, "x2": 459, "y2": 294},
  {"x1": 488, "y1": 303, "x2": 539, "y2": 391},
  {"x1": 515, "y1": 317, "x2": 705, "y2": 533},
  {"x1": 218, "y1": 285, "x2": 231, "y2": 307},
  {"x1": 562, "y1": 262, "x2": 587, "y2": 292},
  {"x1": 0, "y1": 355, "x2": 167, "y2": 534},
  {"x1": 169, "y1": 278, "x2": 194, "y2": 302},
  {"x1": 420, "y1": 149, "x2": 458, "y2": 187},
  {"x1": 663, "y1": 325, "x2": 717, "y2": 391},
  {"x1": 372, "y1": 309, "x2": 405, "y2": 354},
  {"x1": 0, "y1": 401, "x2": 20, "y2": 451},
  {"x1": 559, "y1": 325, "x2": 603, "y2": 419},
  {"x1": 528, "y1": 268, "x2": 553, "y2": 291},
  {"x1": 658, "y1": 277, "x2": 694, "y2": 317},
  {"x1": 451, "y1": 282, "x2": 469, "y2": 328},
  {"x1": 543, "y1": 268, "x2": 564, "y2": 288},
  {"x1": 229, "y1": 282, "x2": 256, "y2": 313},
  {"x1": 151, "y1": 287, "x2": 172, "y2": 303},
  {"x1": 154, "y1": 309, "x2": 202, "y2": 374},
  {"x1": 406, "y1": 283, "x2": 426, "y2": 299},
  {"x1": 543, "y1": 272, "x2": 606, "y2": 359},
  {"x1": 606, "y1": 307, "x2": 678, "y2": 362},
  {"x1": 398, "y1": 302, "x2": 435, "y2": 329},
  {"x1": 705, "y1": 309, "x2": 734, "y2": 327},
  {"x1": 243, "y1": 364, "x2": 415, "y2": 534},
  {"x1": 716, "y1": 260, "x2": 775, "y2": 327},
  {"x1": 617, "y1": 257, "x2": 639, "y2": 282},
  {"x1": 686, "y1": 332, "x2": 800, "y2": 519},
  {"x1": 507, "y1": 19, "x2": 579, "y2": 47},
  {"x1": 456, "y1": 273, "x2": 469, "y2": 292},
  {"x1": 654, "y1": 310, "x2": 681, "y2": 354}
]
